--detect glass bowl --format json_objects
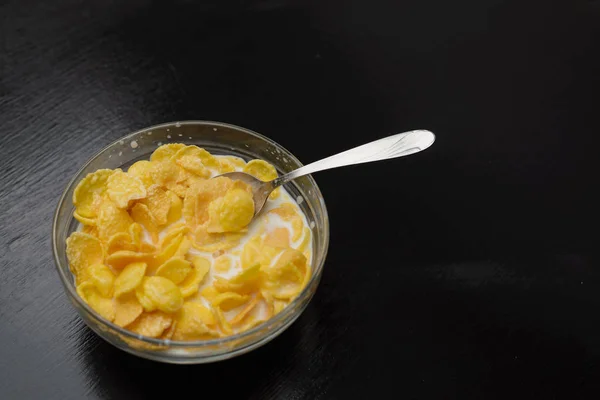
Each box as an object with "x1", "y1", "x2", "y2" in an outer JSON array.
[{"x1": 52, "y1": 121, "x2": 329, "y2": 364}]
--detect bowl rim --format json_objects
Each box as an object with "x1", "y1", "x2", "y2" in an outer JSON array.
[{"x1": 52, "y1": 120, "x2": 330, "y2": 348}]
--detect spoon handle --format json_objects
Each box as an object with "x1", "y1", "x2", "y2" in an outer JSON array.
[{"x1": 272, "y1": 129, "x2": 435, "y2": 188}]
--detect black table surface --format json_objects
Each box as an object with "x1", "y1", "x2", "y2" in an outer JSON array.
[{"x1": 1, "y1": 0, "x2": 599, "y2": 398}]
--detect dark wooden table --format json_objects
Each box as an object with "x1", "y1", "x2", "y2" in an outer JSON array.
[{"x1": 1, "y1": 0, "x2": 599, "y2": 398}]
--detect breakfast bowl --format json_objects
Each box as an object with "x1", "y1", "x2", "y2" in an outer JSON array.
[{"x1": 52, "y1": 121, "x2": 329, "y2": 364}]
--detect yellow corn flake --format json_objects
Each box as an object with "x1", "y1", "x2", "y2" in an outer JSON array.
[
  {"x1": 106, "y1": 232, "x2": 137, "y2": 254},
  {"x1": 139, "y1": 185, "x2": 170, "y2": 226},
  {"x1": 106, "y1": 250, "x2": 152, "y2": 269},
  {"x1": 187, "y1": 146, "x2": 220, "y2": 169},
  {"x1": 189, "y1": 177, "x2": 233, "y2": 225},
  {"x1": 160, "y1": 321, "x2": 177, "y2": 340},
  {"x1": 193, "y1": 225, "x2": 242, "y2": 253},
  {"x1": 218, "y1": 158, "x2": 236, "y2": 173},
  {"x1": 97, "y1": 199, "x2": 133, "y2": 242},
  {"x1": 172, "y1": 146, "x2": 212, "y2": 178},
  {"x1": 240, "y1": 315, "x2": 268, "y2": 332},
  {"x1": 261, "y1": 290, "x2": 275, "y2": 319},
  {"x1": 261, "y1": 249, "x2": 306, "y2": 300},
  {"x1": 127, "y1": 160, "x2": 155, "y2": 188},
  {"x1": 264, "y1": 227, "x2": 290, "y2": 248},
  {"x1": 182, "y1": 189, "x2": 197, "y2": 228},
  {"x1": 74, "y1": 211, "x2": 96, "y2": 226},
  {"x1": 149, "y1": 233, "x2": 183, "y2": 272},
  {"x1": 177, "y1": 168, "x2": 204, "y2": 187},
  {"x1": 240, "y1": 235, "x2": 262, "y2": 269},
  {"x1": 168, "y1": 182, "x2": 189, "y2": 198},
  {"x1": 139, "y1": 242, "x2": 157, "y2": 253},
  {"x1": 243, "y1": 159, "x2": 280, "y2": 199},
  {"x1": 72, "y1": 169, "x2": 114, "y2": 218},
  {"x1": 130, "y1": 203, "x2": 158, "y2": 243},
  {"x1": 156, "y1": 258, "x2": 192, "y2": 284},
  {"x1": 213, "y1": 255, "x2": 232, "y2": 274},
  {"x1": 159, "y1": 223, "x2": 188, "y2": 247},
  {"x1": 201, "y1": 285, "x2": 220, "y2": 301},
  {"x1": 212, "y1": 264, "x2": 261, "y2": 295},
  {"x1": 220, "y1": 155, "x2": 246, "y2": 169},
  {"x1": 86, "y1": 263, "x2": 115, "y2": 297},
  {"x1": 140, "y1": 276, "x2": 184, "y2": 313},
  {"x1": 229, "y1": 295, "x2": 259, "y2": 325},
  {"x1": 135, "y1": 280, "x2": 155, "y2": 311},
  {"x1": 243, "y1": 159, "x2": 277, "y2": 182},
  {"x1": 230, "y1": 262, "x2": 261, "y2": 285},
  {"x1": 106, "y1": 169, "x2": 147, "y2": 209},
  {"x1": 150, "y1": 160, "x2": 180, "y2": 189},
  {"x1": 128, "y1": 311, "x2": 173, "y2": 338},
  {"x1": 213, "y1": 307, "x2": 232, "y2": 335},
  {"x1": 77, "y1": 281, "x2": 115, "y2": 322},
  {"x1": 207, "y1": 188, "x2": 254, "y2": 233},
  {"x1": 129, "y1": 222, "x2": 143, "y2": 247},
  {"x1": 166, "y1": 190, "x2": 183, "y2": 225},
  {"x1": 174, "y1": 236, "x2": 191, "y2": 258},
  {"x1": 114, "y1": 262, "x2": 147, "y2": 297},
  {"x1": 114, "y1": 293, "x2": 144, "y2": 327},
  {"x1": 150, "y1": 143, "x2": 186, "y2": 162},
  {"x1": 179, "y1": 257, "x2": 210, "y2": 298},
  {"x1": 273, "y1": 300, "x2": 287, "y2": 315},
  {"x1": 66, "y1": 232, "x2": 104, "y2": 276},
  {"x1": 172, "y1": 302, "x2": 217, "y2": 341},
  {"x1": 212, "y1": 292, "x2": 249, "y2": 311},
  {"x1": 81, "y1": 225, "x2": 99, "y2": 237}
]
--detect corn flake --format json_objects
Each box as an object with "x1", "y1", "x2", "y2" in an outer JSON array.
[
  {"x1": 66, "y1": 232, "x2": 104, "y2": 276},
  {"x1": 243, "y1": 159, "x2": 277, "y2": 182},
  {"x1": 97, "y1": 199, "x2": 133, "y2": 242},
  {"x1": 264, "y1": 227, "x2": 290, "y2": 248},
  {"x1": 207, "y1": 188, "x2": 254, "y2": 233},
  {"x1": 106, "y1": 169, "x2": 147, "y2": 209},
  {"x1": 86, "y1": 263, "x2": 115, "y2": 297},
  {"x1": 166, "y1": 190, "x2": 183, "y2": 225},
  {"x1": 128, "y1": 311, "x2": 173, "y2": 338},
  {"x1": 114, "y1": 293, "x2": 144, "y2": 327},
  {"x1": 243, "y1": 159, "x2": 279, "y2": 199},
  {"x1": 213, "y1": 307, "x2": 232, "y2": 335},
  {"x1": 150, "y1": 143, "x2": 186, "y2": 162},
  {"x1": 140, "y1": 185, "x2": 170, "y2": 226},
  {"x1": 106, "y1": 232, "x2": 137, "y2": 254},
  {"x1": 172, "y1": 302, "x2": 217, "y2": 341},
  {"x1": 73, "y1": 169, "x2": 113, "y2": 218},
  {"x1": 156, "y1": 258, "x2": 192, "y2": 284},
  {"x1": 212, "y1": 292, "x2": 249, "y2": 311},
  {"x1": 229, "y1": 295, "x2": 259, "y2": 325},
  {"x1": 172, "y1": 146, "x2": 212, "y2": 178},
  {"x1": 74, "y1": 211, "x2": 96, "y2": 226},
  {"x1": 193, "y1": 225, "x2": 242, "y2": 253},
  {"x1": 106, "y1": 250, "x2": 152, "y2": 269},
  {"x1": 179, "y1": 257, "x2": 210, "y2": 298},
  {"x1": 77, "y1": 282, "x2": 115, "y2": 322},
  {"x1": 140, "y1": 276, "x2": 184, "y2": 313},
  {"x1": 114, "y1": 262, "x2": 147, "y2": 297},
  {"x1": 127, "y1": 160, "x2": 155, "y2": 188},
  {"x1": 130, "y1": 203, "x2": 158, "y2": 243}
]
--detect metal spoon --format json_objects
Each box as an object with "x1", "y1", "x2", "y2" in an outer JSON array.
[{"x1": 219, "y1": 129, "x2": 435, "y2": 217}]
